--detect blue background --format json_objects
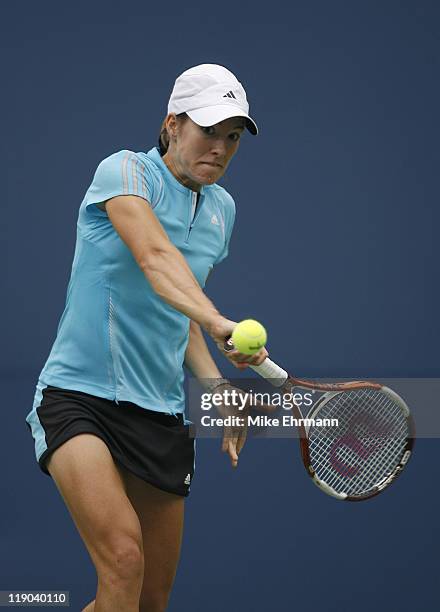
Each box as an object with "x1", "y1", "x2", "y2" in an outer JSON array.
[{"x1": 3, "y1": 1, "x2": 439, "y2": 610}]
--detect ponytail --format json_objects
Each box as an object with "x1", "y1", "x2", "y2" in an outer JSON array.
[{"x1": 158, "y1": 117, "x2": 169, "y2": 156}]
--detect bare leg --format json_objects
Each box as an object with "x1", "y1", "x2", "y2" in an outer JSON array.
[
  {"x1": 46, "y1": 434, "x2": 144, "y2": 611},
  {"x1": 116, "y1": 462, "x2": 185, "y2": 612},
  {"x1": 82, "y1": 601, "x2": 95, "y2": 612}
]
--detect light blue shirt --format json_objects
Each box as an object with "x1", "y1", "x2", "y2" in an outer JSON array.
[{"x1": 27, "y1": 146, "x2": 235, "y2": 418}]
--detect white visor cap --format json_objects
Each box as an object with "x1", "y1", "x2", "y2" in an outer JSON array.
[{"x1": 167, "y1": 64, "x2": 258, "y2": 135}]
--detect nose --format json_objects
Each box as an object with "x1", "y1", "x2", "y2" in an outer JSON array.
[{"x1": 210, "y1": 137, "x2": 228, "y2": 157}]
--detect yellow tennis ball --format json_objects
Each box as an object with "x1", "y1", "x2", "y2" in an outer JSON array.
[{"x1": 231, "y1": 319, "x2": 267, "y2": 355}]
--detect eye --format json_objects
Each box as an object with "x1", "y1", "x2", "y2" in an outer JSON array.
[
  {"x1": 229, "y1": 132, "x2": 241, "y2": 142},
  {"x1": 201, "y1": 126, "x2": 215, "y2": 135}
]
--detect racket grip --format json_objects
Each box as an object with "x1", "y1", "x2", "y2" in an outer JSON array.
[
  {"x1": 250, "y1": 358, "x2": 288, "y2": 387},
  {"x1": 224, "y1": 338, "x2": 288, "y2": 387}
]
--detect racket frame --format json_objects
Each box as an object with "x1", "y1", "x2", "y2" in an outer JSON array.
[{"x1": 249, "y1": 358, "x2": 415, "y2": 501}]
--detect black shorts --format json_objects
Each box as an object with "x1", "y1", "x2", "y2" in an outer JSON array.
[{"x1": 30, "y1": 385, "x2": 195, "y2": 497}]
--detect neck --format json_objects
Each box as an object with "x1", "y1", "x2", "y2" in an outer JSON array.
[{"x1": 162, "y1": 151, "x2": 201, "y2": 192}]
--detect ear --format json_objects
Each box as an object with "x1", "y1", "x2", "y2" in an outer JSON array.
[{"x1": 165, "y1": 113, "x2": 178, "y2": 139}]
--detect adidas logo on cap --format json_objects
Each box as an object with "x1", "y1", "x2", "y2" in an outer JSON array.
[{"x1": 223, "y1": 90, "x2": 236, "y2": 99}]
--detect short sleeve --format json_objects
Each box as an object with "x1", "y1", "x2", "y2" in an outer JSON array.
[
  {"x1": 85, "y1": 150, "x2": 157, "y2": 214},
  {"x1": 214, "y1": 191, "x2": 236, "y2": 265}
]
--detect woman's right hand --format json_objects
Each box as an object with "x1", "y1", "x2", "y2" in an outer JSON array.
[
  {"x1": 206, "y1": 316, "x2": 269, "y2": 370},
  {"x1": 206, "y1": 315, "x2": 236, "y2": 346}
]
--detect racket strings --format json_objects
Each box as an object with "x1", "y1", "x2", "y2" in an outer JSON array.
[
  {"x1": 312, "y1": 400, "x2": 407, "y2": 494},
  {"x1": 307, "y1": 388, "x2": 409, "y2": 496},
  {"x1": 312, "y1": 391, "x2": 407, "y2": 492}
]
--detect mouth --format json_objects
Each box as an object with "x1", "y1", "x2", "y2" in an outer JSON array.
[{"x1": 201, "y1": 162, "x2": 223, "y2": 169}]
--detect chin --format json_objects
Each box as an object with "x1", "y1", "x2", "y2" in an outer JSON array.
[
  {"x1": 196, "y1": 170, "x2": 223, "y2": 185},
  {"x1": 203, "y1": 175, "x2": 219, "y2": 185}
]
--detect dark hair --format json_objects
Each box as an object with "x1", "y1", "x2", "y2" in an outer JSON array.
[{"x1": 158, "y1": 112, "x2": 187, "y2": 156}]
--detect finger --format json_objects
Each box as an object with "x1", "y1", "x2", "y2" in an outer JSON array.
[
  {"x1": 236, "y1": 426, "x2": 248, "y2": 455},
  {"x1": 234, "y1": 362, "x2": 249, "y2": 370},
  {"x1": 242, "y1": 347, "x2": 269, "y2": 366},
  {"x1": 228, "y1": 439, "x2": 239, "y2": 468},
  {"x1": 222, "y1": 349, "x2": 249, "y2": 366},
  {"x1": 252, "y1": 348, "x2": 269, "y2": 366},
  {"x1": 222, "y1": 428, "x2": 231, "y2": 453},
  {"x1": 239, "y1": 354, "x2": 261, "y2": 366},
  {"x1": 230, "y1": 356, "x2": 251, "y2": 369},
  {"x1": 222, "y1": 427, "x2": 240, "y2": 452},
  {"x1": 223, "y1": 350, "x2": 250, "y2": 363},
  {"x1": 224, "y1": 352, "x2": 250, "y2": 369},
  {"x1": 234, "y1": 352, "x2": 255, "y2": 363},
  {"x1": 228, "y1": 348, "x2": 268, "y2": 366}
]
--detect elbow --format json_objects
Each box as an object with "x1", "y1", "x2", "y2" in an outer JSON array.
[{"x1": 139, "y1": 245, "x2": 172, "y2": 276}]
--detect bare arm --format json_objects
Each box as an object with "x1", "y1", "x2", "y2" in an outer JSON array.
[
  {"x1": 184, "y1": 320, "x2": 224, "y2": 380},
  {"x1": 184, "y1": 320, "x2": 270, "y2": 468},
  {"x1": 104, "y1": 195, "x2": 231, "y2": 339}
]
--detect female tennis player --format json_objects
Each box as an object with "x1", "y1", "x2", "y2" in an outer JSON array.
[{"x1": 25, "y1": 64, "x2": 267, "y2": 611}]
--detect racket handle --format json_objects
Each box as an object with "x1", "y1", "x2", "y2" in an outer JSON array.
[
  {"x1": 250, "y1": 358, "x2": 288, "y2": 387},
  {"x1": 224, "y1": 337, "x2": 288, "y2": 387}
]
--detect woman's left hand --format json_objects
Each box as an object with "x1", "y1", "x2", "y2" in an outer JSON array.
[{"x1": 214, "y1": 382, "x2": 273, "y2": 467}]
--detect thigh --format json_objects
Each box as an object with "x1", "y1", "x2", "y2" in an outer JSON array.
[
  {"x1": 116, "y1": 462, "x2": 185, "y2": 595},
  {"x1": 46, "y1": 433, "x2": 144, "y2": 573}
]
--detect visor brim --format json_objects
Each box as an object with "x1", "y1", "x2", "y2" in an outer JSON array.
[{"x1": 187, "y1": 105, "x2": 258, "y2": 135}]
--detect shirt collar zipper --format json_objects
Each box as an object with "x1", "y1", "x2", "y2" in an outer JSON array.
[{"x1": 185, "y1": 191, "x2": 203, "y2": 243}]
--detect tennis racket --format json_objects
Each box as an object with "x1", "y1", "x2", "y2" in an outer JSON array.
[
  {"x1": 224, "y1": 341, "x2": 415, "y2": 501},
  {"x1": 251, "y1": 357, "x2": 415, "y2": 501}
]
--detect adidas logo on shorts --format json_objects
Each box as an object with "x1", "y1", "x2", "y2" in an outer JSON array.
[{"x1": 184, "y1": 473, "x2": 191, "y2": 485}]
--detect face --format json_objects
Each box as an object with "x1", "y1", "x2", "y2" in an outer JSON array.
[{"x1": 162, "y1": 114, "x2": 246, "y2": 191}]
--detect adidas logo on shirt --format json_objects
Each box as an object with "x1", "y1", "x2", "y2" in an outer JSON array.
[
  {"x1": 184, "y1": 473, "x2": 191, "y2": 485},
  {"x1": 223, "y1": 90, "x2": 236, "y2": 99},
  {"x1": 211, "y1": 214, "x2": 220, "y2": 226}
]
